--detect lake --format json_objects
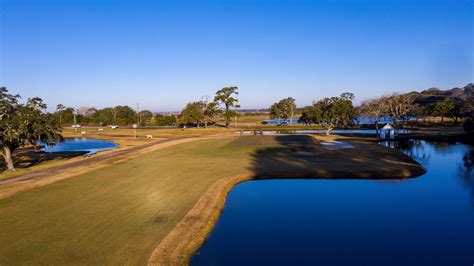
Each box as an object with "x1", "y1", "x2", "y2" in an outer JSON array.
[
  {"x1": 40, "y1": 138, "x2": 117, "y2": 154},
  {"x1": 237, "y1": 129, "x2": 409, "y2": 135},
  {"x1": 191, "y1": 140, "x2": 474, "y2": 265},
  {"x1": 262, "y1": 115, "x2": 415, "y2": 125}
]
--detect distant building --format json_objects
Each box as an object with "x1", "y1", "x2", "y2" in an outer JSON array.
[{"x1": 379, "y1": 124, "x2": 395, "y2": 139}]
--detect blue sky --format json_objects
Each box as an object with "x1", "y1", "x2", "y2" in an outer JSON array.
[{"x1": 1, "y1": 0, "x2": 472, "y2": 112}]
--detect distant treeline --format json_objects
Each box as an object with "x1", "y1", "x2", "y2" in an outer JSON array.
[
  {"x1": 54, "y1": 105, "x2": 177, "y2": 127},
  {"x1": 2, "y1": 84, "x2": 472, "y2": 172},
  {"x1": 356, "y1": 83, "x2": 473, "y2": 126},
  {"x1": 5, "y1": 83, "x2": 474, "y2": 130}
]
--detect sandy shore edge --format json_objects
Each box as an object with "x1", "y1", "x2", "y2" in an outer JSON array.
[
  {"x1": 148, "y1": 173, "x2": 254, "y2": 265},
  {"x1": 147, "y1": 160, "x2": 425, "y2": 265}
]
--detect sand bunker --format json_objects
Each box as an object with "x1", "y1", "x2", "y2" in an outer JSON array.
[{"x1": 320, "y1": 140, "x2": 354, "y2": 149}]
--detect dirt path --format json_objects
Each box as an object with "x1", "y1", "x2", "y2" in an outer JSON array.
[{"x1": 0, "y1": 135, "x2": 231, "y2": 200}]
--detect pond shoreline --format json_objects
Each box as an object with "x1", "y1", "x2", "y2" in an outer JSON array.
[{"x1": 148, "y1": 137, "x2": 426, "y2": 265}]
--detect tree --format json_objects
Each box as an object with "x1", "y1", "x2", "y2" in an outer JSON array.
[
  {"x1": 139, "y1": 110, "x2": 153, "y2": 124},
  {"x1": 1, "y1": 87, "x2": 62, "y2": 171},
  {"x1": 91, "y1": 107, "x2": 115, "y2": 126},
  {"x1": 381, "y1": 93, "x2": 418, "y2": 126},
  {"x1": 54, "y1": 105, "x2": 76, "y2": 125},
  {"x1": 461, "y1": 90, "x2": 474, "y2": 120},
  {"x1": 203, "y1": 101, "x2": 219, "y2": 128},
  {"x1": 178, "y1": 102, "x2": 205, "y2": 127},
  {"x1": 199, "y1": 96, "x2": 220, "y2": 129},
  {"x1": 358, "y1": 97, "x2": 386, "y2": 134},
  {"x1": 298, "y1": 106, "x2": 313, "y2": 125},
  {"x1": 155, "y1": 114, "x2": 177, "y2": 126},
  {"x1": 433, "y1": 98, "x2": 455, "y2": 123},
  {"x1": 270, "y1": 97, "x2": 296, "y2": 124},
  {"x1": 112, "y1": 106, "x2": 136, "y2": 125},
  {"x1": 299, "y1": 93, "x2": 355, "y2": 135},
  {"x1": 214, "y1": 86, "x2": 240, "y2": 127}
]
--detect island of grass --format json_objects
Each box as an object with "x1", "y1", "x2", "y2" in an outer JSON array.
[{"x1": 0, "y1": 134, "x2": 425, "y2": 265}]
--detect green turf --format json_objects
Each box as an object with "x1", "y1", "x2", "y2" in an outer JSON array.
[
  {"x1": 0, "y1": 135, "x2": 423, "y2": 264},
  {"x1": 0, "y1": 138, "x2": 259, "y2": 265}
]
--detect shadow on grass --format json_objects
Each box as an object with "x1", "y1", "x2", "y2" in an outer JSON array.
[
  {"x1": 0, "y1": 147, "x2": 87, "y2": 172},
  {"x1": 245, "y1": 135, "x2": 426, "y2": 179}
]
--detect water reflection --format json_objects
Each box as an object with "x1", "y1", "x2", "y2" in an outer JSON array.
[
  {"x1": 380, "y1": 140, "x2": 431, "y2": 165},
  {"x1": 459, "y1": 147, "x2": 474, "y2": 203},
  {"x1": 192, "y1": 140, "x2": 474, "y2": 266}
]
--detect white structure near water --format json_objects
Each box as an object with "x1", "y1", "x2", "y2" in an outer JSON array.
[{"x1": 379, "y1": 124, "x2": 395, "y2": 139}]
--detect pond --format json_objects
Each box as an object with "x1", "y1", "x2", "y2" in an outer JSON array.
[
  {"x1": 262, "y1": 115, "x2": 415, "y2": 125},
  {"x1": 40, "y1": 138, "x2": 117, "y2": 155},
  {"x1": 237, "y1": 129, "x2": 410, "y2": 135},
  {"x1": 191, "y1": 140, "x2": 474, "y2": 265}
]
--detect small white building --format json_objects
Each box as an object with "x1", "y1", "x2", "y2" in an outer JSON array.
[{"x1": 379, "y1": 124, "x2": 395, "y2": 139}]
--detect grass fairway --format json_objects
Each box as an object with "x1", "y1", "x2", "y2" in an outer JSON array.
[
  {"x1": 0, "y1": 135, "x2": 424, "y2": 265},
  {"x1": 0, "y1": 138, "x2": 254, "y2": 265}
]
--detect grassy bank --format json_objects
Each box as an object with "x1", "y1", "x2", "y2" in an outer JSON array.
[{"x1": 0, "y1": 135, "x2": 424, "y2": 264}]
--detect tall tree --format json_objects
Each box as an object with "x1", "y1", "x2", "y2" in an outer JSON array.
[
  {"x1": 112, "y1": 106, "x2": 136, "y2": 125},
  {"x1": 298, "y1": 106, "x2": 313, "y2": 125},
  {"x1": 299, "y1": 93, "x2": 354, "y2": 135},
  {"x1": 139, "y1": 110, "x2": 153, "y2": 124},
  {"x1": 358, "y1": 97, "x2": 386, "y2": 134},
  {"x1": 433, "y1": 98, "x2": 455, "y2": 123},
  {"x1": 203, "y1": 101, "x2": 219, "y2": 128},
  {"x1": 214, "y1": 86, "x2": 240, "y2": 127},
  {"x1": 178, "y1": 102, "x2": 205, "y2": 127},
  {"x1": 381, "y1": 93, "x2": 418, "y2": 127},
  {"x1": 1, "y1": 87, "x2": 62, "y2": 171},
  {"x1": 155, "y1": 114, "x2": 177, "y2": 126},
  {"x1": 270, "y1": 97, "x2": 296, "y2": 124}
]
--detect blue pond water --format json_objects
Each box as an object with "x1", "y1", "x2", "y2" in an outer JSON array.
[
  {"x1": 192, "y1": 140, "x2": 474, "y2": 266},
  {"x1": 262, "y1": 118, "x2": 300, "y2": 124},
  {"x1": 40, "y1": 138, "x2": 117, "y2": 154},
  {"x1": 262, "y1": 115, "x2": 415, "y2": 125},
  {"x1": 238, "y1": 129, "x2": 409, "y2": 135}
]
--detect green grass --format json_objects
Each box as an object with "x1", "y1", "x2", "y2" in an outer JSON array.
[
  {"x1": 0, "y1": 136, "x2": 424, "y2": 264},
  {"x1": 0, "y1": 138, "x2": 258, "y2": 265}
]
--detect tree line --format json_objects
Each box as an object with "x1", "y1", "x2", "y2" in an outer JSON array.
[
  {"x1": 269, "y1": 93, "x2": 355, "y2": 135},
  {"x1": 357, "y1": 83, "x2": 474, "y2": 132},
  {"x1": 268, "y1": 83, "x2": 473, "y2": 135},
  {"x1": 0, "y1": 86, "x2": 241, "y2": 171},
  {"x1": 1, "y1": 83, "x2": 473, "y2": 171},
  {"x1": 51, "y1": 86, "x2": 241, "y2": 128}
]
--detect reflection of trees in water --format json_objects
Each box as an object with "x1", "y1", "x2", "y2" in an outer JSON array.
[
  {"x1": 458, "y1": 147, "x2": 474, "y2": 203},
  {"x1": 431, "y1": 142, "x2": 459, "y2": 156},
  {"x1": 397, "y1": 140, "x2": 431, "y2": 165}
]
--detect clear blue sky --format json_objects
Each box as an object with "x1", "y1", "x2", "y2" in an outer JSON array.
[{"x1": 1, "y1": 0, "x2": 472, "y2": 112}]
